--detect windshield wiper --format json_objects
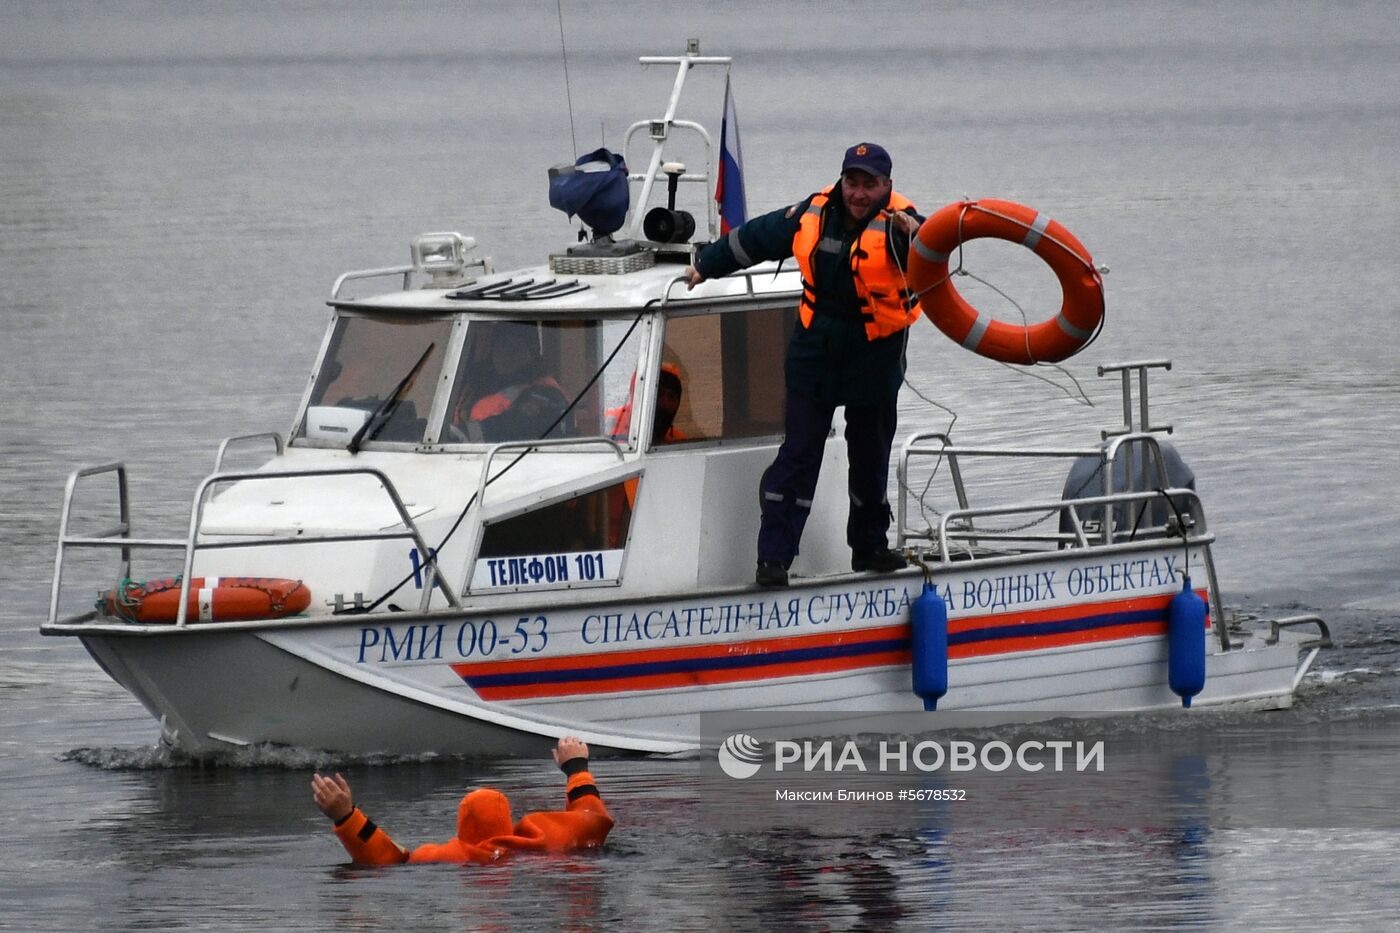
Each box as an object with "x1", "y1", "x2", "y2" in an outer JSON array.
[{"x1": 346, "y1": 343, "x2": 436, "y2": 455}]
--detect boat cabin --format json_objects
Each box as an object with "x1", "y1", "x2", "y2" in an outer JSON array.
[{"x1": 261, "y1": 246, "x2": 847, "y2": 610}]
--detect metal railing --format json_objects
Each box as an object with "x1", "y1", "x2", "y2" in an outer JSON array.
[
  {"x1": 1265, "y1": 615, "x2": 1333, "y2": 649},
  {"x1": 48, "y1": 462, "x2": 460, "y2": 628},
  {"x1": 330, "y1": 265, "x2": 415, "y2": 301},
  {"x1": 474, "y1": 437, "x2": 627, "y2": 509},
  {"x1": 897, "y1": 430, "x2": 1179, "y2": 551},
  {"x1": 935, "y1": 487, "x2": 1232, "y2": 647},
  {"x1": 657, "y1": 259, "x2": 800, "y2": 308},
  {"x1": 928, "y1": 487, "x2": 1207, "y2": 559},
  {"x1": 49, "y1": 463, "x2": 135, "y2": 625},
  {"x1": 920, "y1": 486, "x2": 1227, "y2": 650},
  {"x1": 213, "y1": 432, "x2": 284, "y2": 473},
  {"x1": 896, "y1": 424, "x2": 1231, "y2": 651}
]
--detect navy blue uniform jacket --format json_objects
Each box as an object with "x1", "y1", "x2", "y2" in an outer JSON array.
[{"x1": 693, "y1": 186, "x2": 920, "y2": 407}]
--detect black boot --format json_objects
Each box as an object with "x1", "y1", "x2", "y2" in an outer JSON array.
[
  {"x1": 756, "y1": 560, "x2": 789, "y2": 587},
  {"x1": 851, "y1": 548, "x2": 906, "y2": 573}
]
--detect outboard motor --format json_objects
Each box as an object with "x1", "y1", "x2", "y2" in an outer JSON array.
[{"x1": 1059, "y1": 438, "x2": 1196, "y2": 539}]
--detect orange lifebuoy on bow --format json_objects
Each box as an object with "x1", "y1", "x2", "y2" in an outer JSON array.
[
  {"x1": 906, "y1": 199, "x2": 1104, "y2": 364},
  {"x1": 100, "y1": 576, "x2": 312, "y2": 623}
]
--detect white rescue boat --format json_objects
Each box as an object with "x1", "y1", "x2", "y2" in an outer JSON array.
[{"x1": 42, "y1": 47, "x2": 1329, "y2": 757}]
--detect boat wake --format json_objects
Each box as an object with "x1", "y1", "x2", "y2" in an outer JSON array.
[{"x1": 57, "y1": 742, "x2": 450, "y2": 771}]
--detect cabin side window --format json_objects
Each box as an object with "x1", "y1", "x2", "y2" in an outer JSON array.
[
  {"x1": 469, "y1": 478, "x2": 638, "y2": 592},
  {"x1": 298, "y1": 315, "x2": 452, "y2": 445},
  {"x1": 478, "y1": 479, "x2": 636, "y2": 557},
  {"x1": 652, "y1": 304, "x2": 794, "y2": 446},
  {"x1": 440, "y1": 319, "x2": 644, "y2": 445}
]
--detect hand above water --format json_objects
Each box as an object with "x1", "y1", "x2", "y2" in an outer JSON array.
[
  {"x1": 553, "y1": 735, "x2": 589, "y2": 767},
  {"x1": 311, "y1": 771, "x2": 353, "y2": 822}
]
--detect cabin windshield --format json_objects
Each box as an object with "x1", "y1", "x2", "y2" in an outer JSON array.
[
  {"x1": 442, "y1": 318, "x2": 643, "y2": 445},
  {"x1": 294, "y1": 304, "x2": 791, "y2": 449},
  {"x1": 298, "y1": 315, "x2": 450, "y2": 445}
]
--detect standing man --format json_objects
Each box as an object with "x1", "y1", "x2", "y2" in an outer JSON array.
[{"x1": 686, "y1": 143, "x2": 922, "y2": 587}]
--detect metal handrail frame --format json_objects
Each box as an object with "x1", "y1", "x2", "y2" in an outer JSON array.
[{"x1": 48, "y1": 463, "x2": 461, "y2": 628}]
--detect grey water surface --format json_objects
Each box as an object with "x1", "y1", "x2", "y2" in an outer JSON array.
[{"x1": 2, "y1": 1, "x2": 1399, "y2": 930}]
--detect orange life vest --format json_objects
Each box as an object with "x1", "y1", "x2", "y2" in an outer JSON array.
[
  {"x1": 466, "y1": 375, "x2": 565, "y2": 422},
  {"x1": 792, "y1": 186, "x2": 923, "y2": 341},
  {"x1": 605, "y1": 364, "x2": 687, "y2": 443}
]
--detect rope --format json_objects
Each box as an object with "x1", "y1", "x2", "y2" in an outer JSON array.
[
  {"x1": 894, "y1": 198, "x2": 1097, "y2": 405},
  {"x1": 894, "y1": 200, "x2": 1108, "y2": 542},
  {"x1": 896, "y1": 373, "x2": 956, "y2": 536},
  {"x1": 961, "y1": 201, "x2": 1102, "y2": 275},
  {"x1": 906, "y1": 198, "x2": 1107, "y2": 362},
  {"x1": 959, "y1": 201, "x2": 1108, "y2": 359},
  {"x1": 102, "y1": 577, "x2": 146, "y2": 622},
  {"x1": 99, "y1": 576, "x2": 308, "y2": 619},
  {"x1": 234, "y1": 578, "x2": 307, "y2": 613},
  {"x1": 900, "y1": 449, "x2": 1112, "y2": 553},
  {"x1": 1154, "y1": 487, "x2": 1194, "y2": 580}
]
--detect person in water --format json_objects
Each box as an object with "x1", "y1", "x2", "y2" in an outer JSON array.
[
  {"x1": 310, "y1": 736, "x2": 613, "y2": 865},
  {"x1": 686, "y1": 143, "x2": 921, "y2": 588}
]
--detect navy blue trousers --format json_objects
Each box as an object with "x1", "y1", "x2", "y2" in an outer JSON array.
[{"x1": 757, "y1": 390, "x2": 899, "y2": 566}]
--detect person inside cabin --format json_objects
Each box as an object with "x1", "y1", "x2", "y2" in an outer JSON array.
[
  {"x1": 453, "y1": 324, "x2": 571, "y2": 442},
  {"x1": 317, "y1": 358, "x2": 381, "y2": 411},
  {"x1": 685, "y1": 142, "x2": 922, "y2": 587},
  {"x1": 309, "y1": 356, "x2": 430, "y2": 443},
  {"x1": 310, "y1": 736, "x2": 614, "y2": 865},
  {"x1": 606, "y1": 362, "x2": 687, "y2": 445}
]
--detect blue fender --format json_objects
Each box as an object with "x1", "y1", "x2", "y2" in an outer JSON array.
[
  {"x1": 1168, "y1": 577, "x2": 1207, "y2": 707},
  {"x1": 911, "y1": 582, "x2": 949, "y2": 711}
]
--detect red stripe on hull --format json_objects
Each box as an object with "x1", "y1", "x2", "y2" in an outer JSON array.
[{"x1": 451, "y1": 590, "x2": 1207, "y2": 700}]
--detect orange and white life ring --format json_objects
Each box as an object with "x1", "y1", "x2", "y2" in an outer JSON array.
[
  {"x1": 101, "y1": 576, "x2": 311, "y2": 624},
  {"x1": 906, "y1": 199, "x2": 1104, "y2": 364}
]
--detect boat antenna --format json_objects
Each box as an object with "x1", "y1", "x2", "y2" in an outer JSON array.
[{"x1": 556, "y1": 0, "x2": 578, "y2": 158}]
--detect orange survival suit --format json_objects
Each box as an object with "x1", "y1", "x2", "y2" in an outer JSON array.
[{"x1": 330, "y1": 758, "x2": 613, "y2": 865}]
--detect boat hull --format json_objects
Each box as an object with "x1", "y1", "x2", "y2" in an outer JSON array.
[{"x1": 69, "y1": 547, "x2": 1322, "y2": 757}]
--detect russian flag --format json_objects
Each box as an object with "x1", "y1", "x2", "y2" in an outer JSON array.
[{"x1": 715, "y1": 74, "x2": 747, "y2": 234}]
